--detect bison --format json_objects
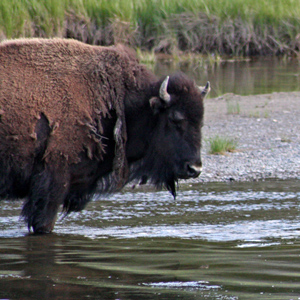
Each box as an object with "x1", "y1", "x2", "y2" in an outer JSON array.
[{"x1": 0, "y1": 38, "x2": 210, "y2": 234}]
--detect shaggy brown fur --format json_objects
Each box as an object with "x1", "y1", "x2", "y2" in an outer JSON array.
[
  {"x1": 0, "y1": 38, "x2": 153, "y2": 189},
  {"x1": 0, "y1": 38, "x2": 207, "y2": 233}
]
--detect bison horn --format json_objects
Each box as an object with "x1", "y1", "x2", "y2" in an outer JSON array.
[
  {"x1": 159, "y1": 76, "x2": 171, "y2": 103},
  {"x1": 199, "y1": 81, "x2": 210, "y2": 98}
]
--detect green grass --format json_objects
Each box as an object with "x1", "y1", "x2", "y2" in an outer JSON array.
[
  {"x1": 208, "y1": 136, "x2": 238, "y2": 155},
  {"x1": 247, "y1": 110, "x2": 270, "y2": 118},
  {"x1": 136, "y1": 48, "x2": 156, "y2": 64},
  {"x1": 226, "y1": 100, "x2": 240, "y2": 115},
  {"x1": 1, "y1": 0, "x2": 300, "y2": 55}
]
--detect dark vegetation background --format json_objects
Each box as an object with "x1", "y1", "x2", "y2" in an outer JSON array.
[{"x1": 1, "y1": 0, "x2": 300, "y2": 56}]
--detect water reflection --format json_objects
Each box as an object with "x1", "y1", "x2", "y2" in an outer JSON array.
[
  {"x1": 0, "y1": 235, "x2": 229, "y2": 300},
  {"x1": 1, "y1": 180, "x2": 300, "y2": 299},
  {"x1": 155, "y1": 57, "x2": 300, "y2": 97}
]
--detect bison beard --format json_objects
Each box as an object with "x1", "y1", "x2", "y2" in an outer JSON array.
[
  {"x1": 129, "y1": 144, "x2": 178, "y2": 198},
  {"x1": 127, "y1": 139, "x2": 176, "y2": 197},
  {"x1": 0, "y1": 38, "x2": 209, "y2": 233}
]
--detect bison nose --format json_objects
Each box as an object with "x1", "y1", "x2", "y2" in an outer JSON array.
[{"x1": 186, "y1": 162, "x2": 202, "y2": 178}]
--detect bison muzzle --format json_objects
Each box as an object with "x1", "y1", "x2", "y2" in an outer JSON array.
[{"x1": 0, "y1": 38, "x2": 210, "y2": 233}]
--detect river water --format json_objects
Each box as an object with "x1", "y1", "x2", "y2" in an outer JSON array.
[
  {"x1": 155, "y1": 56, "x2": 300, "y2": 97},
  {"x1": 1, "y1": 180, "x2": 300, "y2": 300},
  {"x1": 1, "y1": 58, "x2": 300, "y2": 300}
]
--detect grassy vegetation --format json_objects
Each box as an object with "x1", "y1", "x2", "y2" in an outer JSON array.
[
  {"x1": 1, "y1": 0, "x2": 300, "y2": 55},
  {"x1": 136, "y1": 48, "x2": 156, "y2": 67},
  {"x1": 247, "y1": 110, "x2": 270, "y2": 118},
  {"x1": 226, "y1": 100, "x2": 240, "y2": 115},
  {"x1": 208, "y1": 136, "x2": 237, "y2": 155}
]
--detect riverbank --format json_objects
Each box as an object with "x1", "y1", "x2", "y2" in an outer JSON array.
[
  {"x1": 1, "y1": 0, "x2": 300, "y2": 55},
  {"x1": 195, "y1": 91, "x2": 300, "y2": 183}
]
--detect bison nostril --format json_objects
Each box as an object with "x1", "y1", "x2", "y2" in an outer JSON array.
[{"x1": 187, "y1": 163, "x2": 202, "y2": 178}]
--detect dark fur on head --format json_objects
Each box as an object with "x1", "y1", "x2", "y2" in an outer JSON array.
[{"x1": 126, "y1": 72, "x2": 205, "y2": 198}]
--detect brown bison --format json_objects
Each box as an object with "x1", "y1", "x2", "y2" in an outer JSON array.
[{"x1": 0, "y1": 38, "x2": 210, "y2": 233}]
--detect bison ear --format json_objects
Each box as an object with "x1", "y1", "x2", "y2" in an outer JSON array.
[
  {"x1": 199, "y1": 81, "x2": 210, "y2": 98},
  {"x1": 149, "y1": 97, "x2": 164, "y2": 114},
  {"x1": 150, "y1": 76, "x2": 171, "y2": 113}
]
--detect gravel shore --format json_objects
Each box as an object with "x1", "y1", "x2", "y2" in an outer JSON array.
[{"x1": 194, "y1": 91, "x2": 300, "y2": 183}]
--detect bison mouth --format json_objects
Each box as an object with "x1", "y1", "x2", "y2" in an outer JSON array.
[
  {"x1": 130, "y1": 158, "x2": 202, "y2": 199},
  {"x1": 167, "y1": 164, "x2": 201, "y2": 197},
  {"x1": 138, "y1": 166, "x2": 201, "y2": 199},
  {"x1": 176, "y1": 162, "x2": 202, "y2": 180}
]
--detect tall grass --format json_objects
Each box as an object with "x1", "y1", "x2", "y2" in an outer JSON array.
[
  {"x1": 1, "y1": 0, "x2": 300, "y2": 55},
  {"x1": 208, "y1": 136, "x2": 237, "y2": 155}
]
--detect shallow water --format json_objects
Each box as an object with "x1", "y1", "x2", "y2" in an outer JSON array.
[
  {"x1": 155, "y1": 56, "x2": 300, "y2": 97},
  {"x1": 1, "y1": 179, "x2": 300, "y2": 300}
]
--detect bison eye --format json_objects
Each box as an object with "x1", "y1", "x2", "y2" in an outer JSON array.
[
  {"x1": 171, "y1": 111, "x2": 185, "y2": 122},
  {"x1": 169, "y1": 111, "x2": 185, "y2": 128}
]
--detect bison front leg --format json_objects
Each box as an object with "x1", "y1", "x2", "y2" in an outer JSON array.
[
  {"x1": 24, "y1": 198, "x2": 61, "y2": 234},
  {"x1": 22, "y1": 169, "x2": 68, "y2": 234}
]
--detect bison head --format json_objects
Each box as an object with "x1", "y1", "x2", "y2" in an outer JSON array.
[{"x1": 125, "y1": 72, "x2": 209, "y2": 197}]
